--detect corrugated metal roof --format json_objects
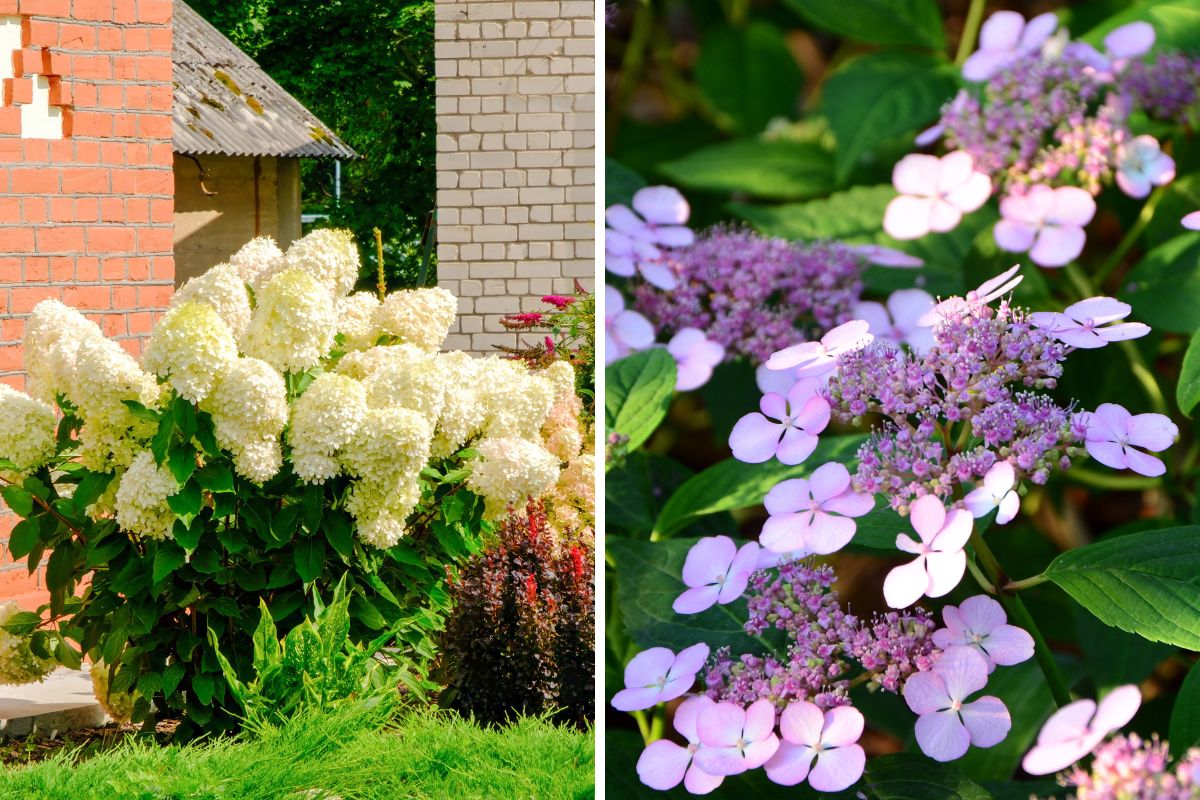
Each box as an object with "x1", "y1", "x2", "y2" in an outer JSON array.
[{"x1": 172, "y1": 0, "x2": 357, "y2": 159}]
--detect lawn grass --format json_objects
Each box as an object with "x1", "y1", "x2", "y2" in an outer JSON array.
[{"x1": 0, "y1": 705, "x2": 595, "y2": 800}]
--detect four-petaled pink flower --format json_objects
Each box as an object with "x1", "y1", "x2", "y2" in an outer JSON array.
[
  {"x1": 667, "y1": 328, "x2": 725, "y2": 392},
  {"x1": 845, "y1": 244, "x2": 924, "y2": 268},
  {"x1": 1116, "y1": 136, "x2": 1175, "y2": 199},
  {"x1": 1030, "y1": 296, "x2": 1150, "y2": 349},
  {"x1": 729, "y1": 379, "x2": 831, "y2": 465},
  {"x1": 883, "y1": 495, "x2": 973, "y2": 609},
  {"x1": 903, "y1": 646, "x2": 1012, "y2": 762},
  {"x1": 611, "y1": 643, "x2": 711, "y2": 712},
  {"x1": 605, "y1": 186, "x2": 694, "y2": 289},
  {"x1": 932, "y1": 595, "x2": 1035, "y2": 674},
  {"x1": 1022, "y1": 685, "x2": 1142, "y2": 775},
  {"x1": 605, "y1": 286, "x2": 655, "y2": 365},
  {"x1": 765, "y1": 702, "x2": 866, "y2": 791},
  {"x1": 854, "y1": 289, "x2": 936, "y2": 354},
  {"x1": 884, "y1": 152, "x2": 992, "y2": 240},
  {"x1": 962, "y1": 461, "x2": 1020, "y2": 525},
  {"x1": 636, "y1": 695, "x2": 724, "y2": 794},
  {"x1": 673, "y1": 535, "x2": 761, "y2": 615},
  {"x1": 995, "y1": 185, "x2": 1096, "y2": 267},
  {"x1": 918, "y1": 264, "x2": 1023, "y2": 327},
  {"x1": 765, "y1": 320, "x2": 874, "y2": 380},
  {"x1": 761, "y1": 462, "x2": 874, "y2": 556},
  {"x1": 962, "y1": 10, "x2": 1058, "y2": 82},
  {"x1": 693, "y1": 698, "x2": 781, "y2": 776},
  {"x1": 1079, "y1": 403, "x2": 1178, "y2": 477}
]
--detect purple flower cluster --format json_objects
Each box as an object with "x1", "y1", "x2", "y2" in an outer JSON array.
[
  {"x1": 633, "y1": 227, "x2": 864, "y2": 363},
  {"x1": 826, "y1": 293, "x2": 1082, "y2": 510},
  {"x1": 1061, "y1": 734, "x2": 1200, "y2": 800},
  {"x1": 704, "y1": 560, "x2": 939, "y2": 709},
  {"x1": 1124, "y1": 53, "x2": 1200, "y2": 124}
]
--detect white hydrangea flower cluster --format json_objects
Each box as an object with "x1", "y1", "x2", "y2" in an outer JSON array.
[
  {"x1": 255, "y1": 228, "x2": 360, "y2": 298},
  {"x1": 372, "y1": 287, "x2": 458, "y2": 352},
  {"x1": 430, "y1": 351, "x2": 486, "y2": 458},
  {"x1": 0, "y1": 601, "x2": 55, "y2": 685},
  {"x1": 336, "y1": 292, "x2": 381, "y2": 350},
  {"x1": 203, "y1": 357, "x2": 289, "y2": 483},
  {"x1": 242, "y1": 268, "x2": 336, "y2": 373},
  {"x1": 227, "y1": 236, "x2": 284, "y2": 285},
  {"x1": 144, "y1": 301, "x2": 239, "y2": 404},
  {"x1": 357, "y1": 346, "x2": 447, "y2": 421},
  {"x1": 466, "y1": 437, "x2": 561, "y2": 520},
  {"x1": 340, "y1": 407, "x2": 434, "y2": 548},
  {"x1": 289, "y1": 373, "x2": 368, "y2": 483},
  {"x1": 0, "y1": 383, "x2": 57, "y2": 476},
  {"x1": 478, "y1": 359, "x2": 558, "y2": 441},
  {"x1": 89, "y1": 660, "x2": 136, "y2": 723},
  {"x1": 546, "y1": 452, "x2": 596, "y2": 541},
  {"x1": 114, "y1": 451, "x2": 179, "y2": 540},
  {"x1": 23, "y1": 298, "x2": 106, "y2": 403},
  {"x1": 172, "y1": 262, "x2": 253, "y2": 342}
]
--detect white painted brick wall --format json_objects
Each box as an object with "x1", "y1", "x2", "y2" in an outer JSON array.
[{"x1": 435, "y1": 0, "x2": 595, "y2": 352}]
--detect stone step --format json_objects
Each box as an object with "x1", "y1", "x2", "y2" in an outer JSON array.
[{"x1": 0, "y1": 668, "x2": 106, "y2": 738}]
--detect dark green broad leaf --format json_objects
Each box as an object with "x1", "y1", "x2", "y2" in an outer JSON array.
[
  {"x1": 121, "y1": 399, "x2": 160, "y2": 422},
  {"x1": 855, "y1": 754, "x2": 992, "y2": 799},
  {"x1": 167, "y1": 480, "x2": 202, "y2": 527},
  {"x1": 1072, "y1": 604, "x2": 1174, "y2": 692},
  {"x1": 153, "y1": 542, "x2": 186, "y2": 584},
  {"x1": 785, "y1": 0, "x2": 945, "y2": 50},
  {"x1": 45, "y1": 540, "x2": 77, "y2": 592},
  {"x1": 1178, "y1": 329, "x2": 1200, "y2": 416},
  {"x1": 654, "y1": 435, "x2": 866, "y2": 537},
  {"x1": 1, "y1": 485, "x2": 34, "y2": 517},
  {"x1": 1122, "y1": 232, "x2": 1200, "y2": 333},
  {"x1": 849, "y1": 505, "x2": 910, "y2": 550},
  {"x1": 325, "y1": 511, "x2": 355, "y2": 558},
  {"x1": 294, "y1": 537, "x2": 325, "y2": 583},
  {"x1": 823, "y1": 51, "x2": 958, "y2": 182},
  {"x1": 609, "y1": 536, "x2": 761, "y2": 655},
  {"x1": 605, "y1": 348, "x2": 676, "y2": 454},
  {"x1": 71, "y1": 471, "x2": 114, "y2": 516},
  {"x1": 0, "y1": 610, "x2": 42, "y2": 636},
  {"x1": 1171, "y1": 658, "x2": 1200, "y2": 756},
  {"x1": 695, "y1": 21, "x2": 803, "y2": 135},
  {"x1": 607, "y1": 158, "x2": 647, "y2": 207},
  {"x1": 191, "y1": 671, "x2": 219, "y2": 706},
  {"x1": 1081, "y1": 0, "x2": 1200, "y2": 49},
  {"x1": 195, "y1": 463, "x2": 235, "y2": 493},
  {"x1": 607, "y1": 452, "x2": 696, "y2": 537},
  {"x1": 659, "y1": 139, "x2": 834, "y2": 201},
  {"x1": 1043, "y1": 526, "x2": 1200, "y2": 650},
  {"x1": 7, "y1": 518, "x2": 42, "y2": 560}
]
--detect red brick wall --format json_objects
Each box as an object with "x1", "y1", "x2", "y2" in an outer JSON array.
[{"x1": 0, "y1": 0, "x2": 174, "y2": 609}]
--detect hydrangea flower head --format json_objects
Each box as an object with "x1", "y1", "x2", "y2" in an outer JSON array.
[
  {"x1": 761, "y1": 462, "x2": 874, "y2": 555},
  {"x1": 729, "y1": 378, "x2": 830, "y2": 465},
  {"x1": 962, "y1": 11, "x2": 1058, "y2": 82},
  {"x1": 611, "y1": 643, "x2": 710, "y2": 712},
  {"x1": 372, "y1": 287, "x2": 458, "y2": 352},
  {"x1": 674, "y1": 535, "x2": 760, "y2": 614},
  {"x1": 694, "y1": 698, "x2": 781, "y2": 776},
  {"x1": 143, "y1": 300, "x2": 239, "y2": 403},
  {"x1": 272, "y1": 227, "x2": 361, "y2": 297},
  {"x1": 667, "y1": 328, "x2": 724, "y2": 392},
  {"x1": 995, "y1": 185, "x2": 1096, "y2": 267},
  {"x1": 1079, "y1": 403, "x2": 1177, "y2": 477},
  {"x1": 0, "y1": 383, "x2": 57, "y2": 476},
  {"x1": 883, "y1": 152, "x2": 991, "y2": 240},
  {"x1": 0, "y1": 600, "x2": 56, "y2": 685},
  {"x1": 765, "y1": 702, "x2": 865, "y2": 791},
  {"x1": 114, "y1": 450, "x2": 180, "y2": 541},
  {"x1": 904, "y1": 646, "x2": 1011, "y2": 762},
  {"x1": 1022, "y1": 684, "x2": 1141, "y2": 775},
  {"x1": 171, "y1": 261, "x2": 253, "y2": 342},
  {"x1": 932, "y1": 595, "x2": 1034, "y2": 673},
  {"x1": 883, "y1": 495, "x2": 973, "y2": 609},
  {"x1": 242, "y1": 267, "x2": 337, "y2": 373},
  {"x1": 636, "y1": 695, "x2": 725, "y2": 793},
  {"x1": 227, "y1": 235, "x2": 284, "y2": 285},
  {"x1": 464, "y1": 436, "x2": 560, "y2": 520}
]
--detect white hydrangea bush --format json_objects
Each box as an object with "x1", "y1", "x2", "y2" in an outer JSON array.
[{"x1": 0, "y1": 229, "x2": 594, "y2": 709}]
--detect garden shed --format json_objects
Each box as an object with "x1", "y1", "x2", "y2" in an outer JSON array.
[{"x1": 170, "y1": 0, "x2": 355, "y2": 283}]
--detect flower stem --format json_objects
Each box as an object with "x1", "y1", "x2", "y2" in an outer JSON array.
[
  {"x1": 954, "y1": 0, "x2": 987, "y2": 66},
  {"x1": 1004, "y1": 574, "x2": 1048, "y2": 592},
  {"x1": 970, "y1": 526, "x2": 1072, "y2": 707},
  {"x1": 965, "y1": 555, "x2": 996, "y2": 594},
  {"x1": 1094, "y1": 186, "x2": 1165, "y2": 287},
  {"x1": 1065, "y1": 466, "x2": 1162, "y2": 491}
]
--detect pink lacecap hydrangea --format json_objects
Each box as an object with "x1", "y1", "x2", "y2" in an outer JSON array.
[
  {"x1": 1115, "y1": 135, "x2": 1175, "y2": 199},
  {"x1": 667, "y1": 328, "x2": 725, "y2": 392},
  {"x1": 1030, "y1": 296, "x2": 1150, "y2": 349},
  {"x1": 611, "y1": 643, "x2": 711, "y2": 712},
  {"x1": 1022, "y1": 684, "x2": 1142, "y2": 775},
  {"x1": 854, "y1": 289, "x2": 936, "y2": 354},
  {"x1": 605, "y1": 186, "x2": 694, "y2": 289},
  {"x1": 728, "y1": 378, "x2": 831, "y2": 466},
  {"x1": 883, "y1": 495, "x2": 973, "y2": 609},
  {"x1": 673, "y1": 535, "x2": 760, "y2": 615},
  {"x1": 1078, "y1": 402, "x2": 1178, "y2": 477},
  {"x1": 961, "y1": 10, "x2": 1058, "y2": 82},
  {"x1": 931, "y1": 595, "x2": 1034, "y2": 673},
  {"x1": 962, "y1": 461, "x2": 1020, "y2": 525},
  {"x1": 765, "y1": 319, "x2": 874, "y2": 380},
  {"x1": 636, "y1": 695, "x2": 725, "y2": 794},
  {"x1": 883, "y1": 152, "x2": 992, "y2": 240},
  {"x1": 764, "y1": 702, "x2": 866, "y2": 791},
  {"x1": 995, "y1": 185, "x2": 1096, "y2": 267},
  {"x1": 761, "y1": 462, "x2": 874, "y2": 556},
  {"x1": 693, "y1": 698, "x2": 781, "y2": 777},
  {"x1": 903, "y1": 646, "x2": 1012, "y2": 762},
  {"x1": 604, "y1": 286, "x2": 655, "y2": 365}
]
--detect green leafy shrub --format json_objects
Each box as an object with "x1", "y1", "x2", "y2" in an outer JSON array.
[{"x1": 442, "y1": 501, "x2": 595, "y2": 728}]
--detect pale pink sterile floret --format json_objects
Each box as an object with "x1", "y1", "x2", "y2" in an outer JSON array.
[
  {"x1": 1116, "y1": 136, "x2": 1176, "y2": 199},
  {"x1": 1183, "y1": 211, "x2": 1200, "y2": 230},
  {"x1": 962, "y1": 461, "x2": 1021, "y2": 525},
  {"x1": 605, "y1": 186, "x2": 695, "y2": 289},
  {"x1": 883, "y1": 494, "x2": 974, "y2": 609},
  {"x1": 636, "y1": 695, "x2": 725, "y2": 794},
  {"x1": 854, "y1": 289, "x2": 936, "y2": 354},
  {"x1": 844, "y1": 244, "x2": 924, "y2": 268},
  {"x1": 917, "y1": 264, "x2": 1023, "y2": 327},
  {"x1": 1030, "y1": 296, "x2": 1150, "y2": 349},
  {"x1": 605, "y1": 286, "x2": 655, "y2": 365},
  {"x1": 1078, "y1": 402, "x2": 1178, "y2": 477},
  {"x1": 883, "y1": 152, "x2": 992, "y2": 240},
  {"x1": 693, "y1": 698, "x2": 781, "y2": 777},
  {"x1": 761, "y1": 462, "x2": 874, "y2": 556},
  {"x1": 765, "y1": 319, "x2": 874, "y2": 380},
  {"x1": 673, "y1": 535, "x2": 761, "y2": 615},
  {"x1": 961, "y1": 11, "x2": 1058, "y2": 82},
  {"x1": 995, "y1": 185, "x2": 1096, "y2": 268},
  {"x1": 932, "y1": 595, "x2": 1034, "y2": 673},
  {"x1": 904, "y1": 646, "x2": 1012, "y2": 762},
  {"x1": 1021, "y1": 684, "x2": 1142, "y2": 775},
  {"x1": 611, "y1": 643, "x2": 711, "y2": 712},
  {"x1": 668, "y1": 328, "x2": 725, "y2": 392},
  {"x1": 728, "y1": 378, "x2": 831, "y2": 466},
  {"x1": 764, "y1": 701, "x2": 866, "y2": 792}
]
